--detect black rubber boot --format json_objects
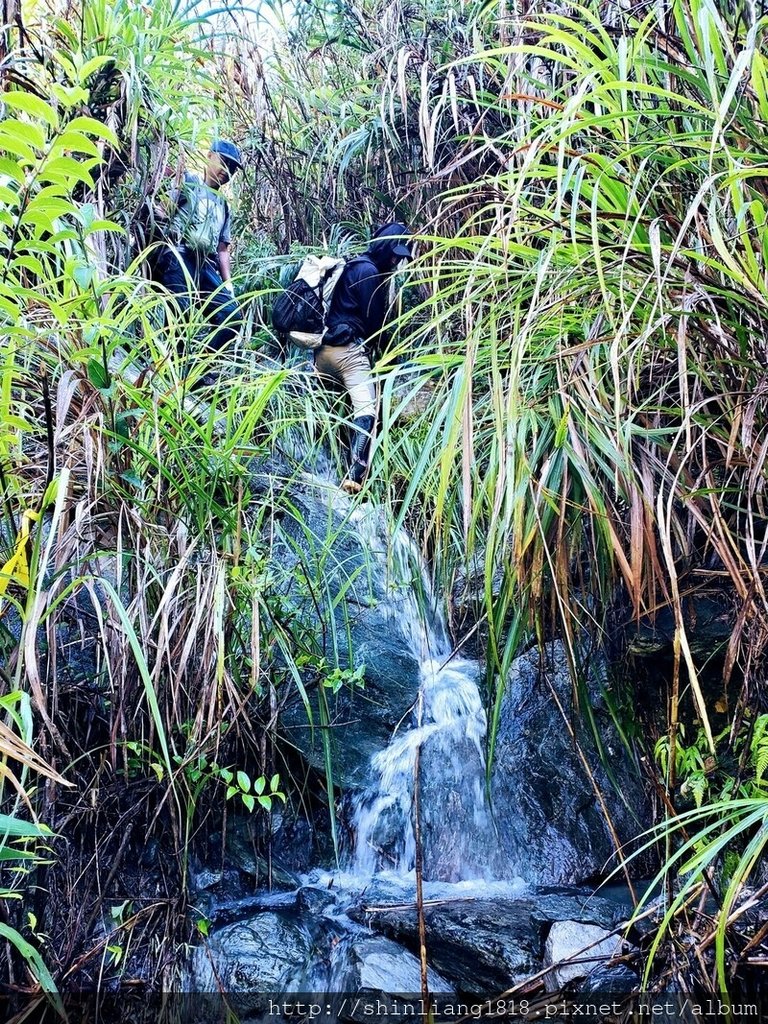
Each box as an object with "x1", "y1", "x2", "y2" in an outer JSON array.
[{"x1": 342, "y1": 415, "x2": 375, "y2": 493}]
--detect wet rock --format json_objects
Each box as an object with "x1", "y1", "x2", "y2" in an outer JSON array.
[
  {"x1": 332, "y1": 934, "x2": 453, "y2": 999},
  {"x1": 628, "y1": 591, "x2": 734, "y2": 658},
  {"x1": 491, "y1": 640, "x2": 651, "y2": 885},
  {"x1": 581, "y1": 962, "x2": 641, "y2": 994},
  {"x1": 186, "y1": 913, "x2": 311, "y2": 993},
  {"x1": 188, "y1": 831, "x2": 301, "y2": 928},
  {"x1": 348, "y1": 885, "x2": 630, "y2": 994},
  {"x1": 543, "y1": 921, "x2": 622, "y2": 991},
  {"x1": 206, "y1": 890, "x2": 299, "y2": 928},
  {"x1": 269, "y1": 811, "x2": 319, "y2": 873},
  {"x1": 297, "y1": 885, "x2": 337, "y2": 917},
  {"x1": 260, "y1": 479, "x2": 424, "y2": 789},
  {"x1": 626, "y1": 894, "x2": 665, "y2": 941},
  {"x1": 189, "y1": 863, "x2": 224, "y2": 892},
  {"x1": 225, "y1": 817, "x2": 300, "y2": 890}
]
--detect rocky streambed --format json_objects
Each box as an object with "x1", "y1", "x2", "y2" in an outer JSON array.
[
  {"x1": 184, "y1": 864, "x2": 639, "y2": 1015},
  {"x1": 33, "y1": 450, "x2": 680, "y2": 1012},
  {"x1": 179, "y1": 461, "x2": 654, "y2": 1019}
]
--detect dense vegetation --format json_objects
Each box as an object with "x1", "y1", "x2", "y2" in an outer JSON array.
[{"x1": 0, "y1": 0, "x2": 767, "y2": 1005}]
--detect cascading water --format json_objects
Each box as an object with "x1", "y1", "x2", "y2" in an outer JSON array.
[
  {"x1": 271, "y1": 501, "x2": 508, "y2": 997},
  {"x1": 187, "y1": 459, "x2": 640, "y2": 1010},
  {"x1": 186, "y1": 478, "x2": 539, "y2": 1010},
  {"x1": 348, "y1": 508, "x2": 500, "y2": 881}
]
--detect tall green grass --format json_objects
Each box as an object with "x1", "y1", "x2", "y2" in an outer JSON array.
[
  {"x1": 0, "y1": 0, "x2": 363, "y2": 990},
  {"x1": 251, "y1": 0, "x2": 768, "y2": 984},
  {"x1": 3, "y1": 0, "x2": 768, "y2": 994}
]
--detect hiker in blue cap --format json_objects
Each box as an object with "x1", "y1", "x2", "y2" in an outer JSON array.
[{"x1": 153, "y1": 140, "x2": 244, "y2": 362}]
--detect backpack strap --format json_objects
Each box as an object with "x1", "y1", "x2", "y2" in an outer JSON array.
[{"x1": 317, "y1": 262, "x2": 341, "y2": 303}]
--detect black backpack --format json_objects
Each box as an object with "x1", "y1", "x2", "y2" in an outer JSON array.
[{"x1": 272, "y1": 255, "x2": 347, "y2": 348}]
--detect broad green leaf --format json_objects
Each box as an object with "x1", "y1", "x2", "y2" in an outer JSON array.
[
  {"x1": 0, "y1": 118, "x2": 46, "y2": 150},
  {"x1": 65, "y1": 116, "x2": 118, "y2": 147},
  {"x1": 12, "y1": 256, "x2": 45, "y2": 276},
  {"x1": 0, "y1": 415, "x2": 31, "y2": 431},
  {"x1": 53, "y1": 130, "x2": 102, "y2": 158},
  {"x1": 51, "y1": 83, "x2": 88, "y2": 108},
  {"x1": 77, "y1": 202, "x2": 96, "y2": 229},
  {"x1": 38, "y1": 156, "x2": 97, "y2": 186},
  {"x1": 19, "y1": 196, "x2": 78, "y2": 225},
  {"x1": 0, "y1": 184, "x2": 19, "y2": 206},
  {"x1": 33, "y1": 183, "x2": 69, "y2": 201},
  {"x1": 14, "y1": 239, "x2": 60, "y2": 255},
  {"x1": 50, "y1": 43, "x2": 78, "y2": 77},
  {"x1": 72, "y1": 263, "x2": 94, "y2": 289},
  {"x1": 0, "y1": 156, "x2": 25, "y2": 182},
  {"x1": 236, "y1": 770, "x2": 250, "y2": 792},
  {"x1": 0, "y1": 131, "x2": 36, "y2": 162},
  {"x1": 47, "y1": 227, "x2": 79, "y2": 243},
  {"x1": 86, "y1": 219, "x2": 123, "y2": 234},
  {"x1": 241, "y1": 793, "x2": 255, "y2": 812},
  {"x1": 79, "y1": 55, "x2": 115, "y2": 82},
  {"x1": 2, "y1": 92, "x2": 59, "y2": 130},
  {"x1": 0, "y1": 814, "x2": 51, "y2": 838},
  {"x1": 86, "y1": 359, "x2": 110, "y2": 390}
]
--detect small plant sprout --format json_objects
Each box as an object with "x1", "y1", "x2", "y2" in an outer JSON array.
[{"x1": 223, "y1": 770, "x2": 285, "y2": 813}]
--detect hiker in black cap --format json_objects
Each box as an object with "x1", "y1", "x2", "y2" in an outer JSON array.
[
  {"x1": 316, "y1": 221, "x2": 412, "y2": 493},
  {"x1": 152, "y1": 140, "x2": 244, "y2": 360}
]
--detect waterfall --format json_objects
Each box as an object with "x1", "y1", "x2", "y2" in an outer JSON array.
[{"x1": 349, "y1": 507, "x2": 499, "y2": 881}]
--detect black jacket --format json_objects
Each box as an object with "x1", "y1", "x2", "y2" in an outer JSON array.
[{"x1": 324, "y1": 223, "x2": 410, "y2": 348}]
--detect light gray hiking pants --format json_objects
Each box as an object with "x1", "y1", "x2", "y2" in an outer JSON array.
[{"x1": 314, "y1": 342, "x2": 377, "y2": 419}]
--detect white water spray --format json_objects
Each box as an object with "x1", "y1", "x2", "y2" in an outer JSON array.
[{"x1": 349, "y1": 508, "x2": 497, "y2": 880}]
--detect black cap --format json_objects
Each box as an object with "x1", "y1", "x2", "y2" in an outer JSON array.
[{"x1": 370, "y1": 221, "x2": 413, "y2": 261}]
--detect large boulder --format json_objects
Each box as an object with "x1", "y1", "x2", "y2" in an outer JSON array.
[
  {"x1": 543, "y1": 920, "x2": 623, "y2": 991},
  {"x1": 185, "y1": 913, "x2": 311, "y2": 993},
  {"x1": 328, "y1": 933, "x2": 453, "y2": 1001},
  {"x1": 348, "y1": 883, "x2": 631, "y2": 994},
  {"x1": 184, "y1": 883, "x2": 455, "y2": 1015},
  {"x1": 490, "y1": 641, "x2": 651, "y2": 885}
]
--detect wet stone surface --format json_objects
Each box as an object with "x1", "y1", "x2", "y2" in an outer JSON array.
[
  {"x1": 490, "y1": 640, "x2": 651, "y2": 885},
  {"x1": 184, "y1": 873, "x2": 635, "y2": 1004},
  {"x1": 347, "y1": 884, "x2": 632, "y2": 994}
]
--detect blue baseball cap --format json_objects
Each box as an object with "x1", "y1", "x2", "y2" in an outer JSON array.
[{"x1": 211, "y1": 139, "x2": 243, "y2": 171}]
